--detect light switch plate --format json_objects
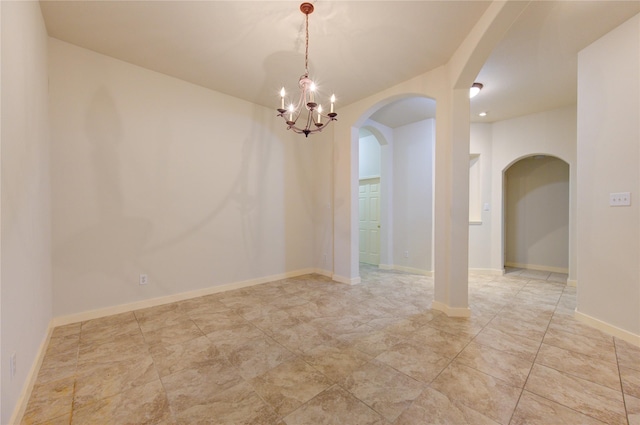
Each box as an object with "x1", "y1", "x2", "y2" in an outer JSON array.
[{"x1": 610, "y1": 192, "x2": 631, "y2": 206}]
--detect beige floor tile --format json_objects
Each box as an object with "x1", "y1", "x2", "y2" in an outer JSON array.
[
  {"x1": 340, "y1": 360, "x2": 425, "y2": 422},
  {"x1": 20, "y1": 268, "x2": 634, "y2": 425},
  {"x1": 621, "y1": 366, "x2": 640, "y2": 398},
  {"x1": 270, "y1": 322, "x2": 335, "y2": 354},
  {"x1": 518, "y1": 269, "x2": 551, "y2": 280},
  {"x1": 71, "y1": 379, "x2": 174, "y2": 425},
  {"x1": 510, "y1": 390, "x2": 607, "y2": 425},
  {"x1": 525, "y1": 364, "x2": 627, "y2": 424},
  {"x1": 74, "y1": 354, "x2": 160, "y2": 408},
  {"x1": 548, "y1": 272, "x2": 568, "y2": 283},
  {"x1": 134, "y1": 302, "x2": 192, "y2": 333},
  {"x1": 50, "y1": 322, "x2": 82, "y2": 339},
  {"x1": 454, "y1": 341, "x2": 533, "y2": 388},
  {"x1": 178, "y1": 294, "x2": 229, "y2": 316},
  {"x1": 375, "y1": 341, "x2": 451, "y2": 384},
  {"x1": 473, "y1": 326, "x2": 540, "y2": 362},
  {"x1": 536, "y1": 343, "x2": 621, "y2": 390},
  {"x1": 161, "y1": 362, "x2": 244, "y2": 414},
  {"x1": 344, "y1": 327, "x2": 405, "y2": 357},
  {"x1": 81, "y1": 311, "x2": 138, "y2": 333},
  {"x1": 249, "y1": 309, "x2": 303, "y2": 336},
  {"x1": 148, "y1": 334, "x2": 223, "y2": 377},
  {"x1": 233, "y1": 301, "x2": 280, "y2": 321},
  {"x1": 249, "y1": 357, "x2": 332, "y2": 417},
  {"x1": 205, "y1": 322, "x2": 266, "y2": 354},
  {"x1": 44, "y1": 332, "x2": 80, "y2": 357},
  {"x1": 21, "y1": 412, "x2": 71, "y2": 425},
  {"x1": 425, "y1": 314, "x2": 488, "y2": 338},
  {"x1": 626, "y1": 393, "x2": 640, "y2": 425},
  {"x1": 36, "y1": 344, "x2": 78, "y2": 384},
  {"x1": 141, "y1": 319, "x2": 205, "y2": 348},
  {"x1": 225, "y1": 334, "x2": 294, "y2": 380},
  {"x1": 79, "y1": 312, "x2": 141, "y2": 346},
  {"x1": 430, "y1": 362, "x2": 521, "y2": 425},
  {"x1": 77, "y1": 328, "x2": 147, "y2": 366},
  {"x1": 393, "y1": 387, "x2": 501, "y2": 425},
  {"x1": 616, "y1": 338, "x2": 640, "y2": 371},
  {"x1": 311, "y1": 314, "x2": 369, "y2": 336},
  {"x1": 543, "y1": 327, "x2": 617, "y2": 364},
  {"x1": 406, "y1": 325, "x2": 473, "y2": 359},
  {"x1": 302, "y1": 342, "x2": 372, "y2": 382},
  {"x1": 21, "y1": 377, "x2": 74, "y2": 425},
  {"x1": 486, "y1": 315, "x2": 547, "y2": 342},
  {"x1": 548, "y1": 314, "x2": 613, "y2": 342},
  {"x1": 283, "y1": 385, "x2": 386, "y2": 425},
  {"x1": 173, "y1": 380, "x2": 279, "y2": 425}
]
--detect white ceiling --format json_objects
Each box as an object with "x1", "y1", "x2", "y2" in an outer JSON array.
[{"x1": 40, "y1": 1, "x2": 639, "y2": 128}]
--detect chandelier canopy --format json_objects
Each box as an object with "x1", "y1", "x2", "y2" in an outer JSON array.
[{"x1": 277, "y1": 2, "x2": 337, "y2": 137}]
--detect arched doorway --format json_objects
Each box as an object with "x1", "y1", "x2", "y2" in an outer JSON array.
[
  {"x1": 503, "y1": 155, "x2": 570, "y2": 279},
  {"x1": 355, "y1": 96, "x2": 437, "y2": 277}
]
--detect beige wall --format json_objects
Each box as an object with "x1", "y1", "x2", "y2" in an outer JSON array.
[
  {"x1": 469, "y1": 123, "x2": 493, "y2": 270},
  {"x1": 490, "y1": 106, "x2": 577, "y2": 278},
  {"x1": 505, "y1": 156, "x2": 570, "y2": 272},
  {"x1": 48, "y1": 38, "x2": 326, "y2": 318},
  {"x1": 1, "y1": 2, "x2": 52, "y2": 423},
  {"x1": 468, "y1": 107, "x2": 576, "y2": 277},
  {"x1": 392, "y1": 119, "x2": 435, "y2": 273},
  {"x1": 577, "y1": 14, "x2": 640, "y2": 338}
]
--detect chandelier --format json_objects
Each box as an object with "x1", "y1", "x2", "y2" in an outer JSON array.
[{"x1": 277, "y1": 2, "x2": 337, "y2": 137}]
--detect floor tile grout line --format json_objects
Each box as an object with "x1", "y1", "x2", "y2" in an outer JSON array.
[
  {"x1": 504, "y1": 281, "x2": 558, "y2": 425},
  {"x1": 613, "y1": 338, "x2": 632, "y2": 425}
]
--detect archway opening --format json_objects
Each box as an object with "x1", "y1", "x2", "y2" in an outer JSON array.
[
  {"x1": 354, "y1": 96, "x2": 437, "y2": 279},
  {"x1": 503, "y1": 155, "x2": 570, "y2": 281}
]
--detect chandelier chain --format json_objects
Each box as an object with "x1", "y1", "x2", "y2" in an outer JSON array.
[{"x1": 304, "y1": 12, "x2": 309, "y2": 76}]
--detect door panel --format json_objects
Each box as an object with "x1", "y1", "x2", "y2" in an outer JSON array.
[{"x1": 359, "y1": 179, "x2": 381, "y2": 265}]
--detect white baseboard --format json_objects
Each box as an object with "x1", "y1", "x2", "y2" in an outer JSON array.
[
  {"x1": 567, "y1": 279, "x2": 577, "y2": 287},
  {"x1": 432, "y1": 300, "x2": 471, "y2": 318},
  {"x1": 52, "y1": 268, "x2": 320, "y2": 327},
  {"x1": 505, "y1": 262, "x2": 568, "y2": 274},
  {"x1": 9, "y1": 325, "x2": 54, "y2": 425},
  {"x1": 376, "y1": 264, "x2": 433, "y2": 276},
  {"x1": 332, "y1": 274, "x2": 361, "y2": 285},
  {"x1": 574, "y1": 309, "x2": 640, "y2": 347}
]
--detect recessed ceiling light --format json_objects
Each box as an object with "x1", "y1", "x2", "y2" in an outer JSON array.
[
  {"x1": 469, "y1": 82, "x2": 483, "y2": 99},
  {"x1": 479, "y1": 111, "x2": 487, "y2": 117}
]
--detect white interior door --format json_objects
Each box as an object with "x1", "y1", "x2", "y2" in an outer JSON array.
[{"x1": 359, "y1": 178, "x2": 381, "y2": 265}]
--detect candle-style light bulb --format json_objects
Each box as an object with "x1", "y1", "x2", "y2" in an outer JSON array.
[
  {"x1": 330, "y1": 94, "x2": 335, "y2": 113},
  {"x1": 288, "y1": 104, "x2": 294, "y2": 122},
  {"x1": 318, "y1": 105, "x2": 322, "y2": 123},
  {"x1": 309, "y1": 82, "x2": 316, "y2": 103},
  {"x1": 280, "y1": 87, "x2": 285, "y2": 109}
]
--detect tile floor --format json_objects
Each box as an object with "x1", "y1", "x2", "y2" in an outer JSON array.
[{"x1": 21, "y1": 266, "x2": 640, "y2": 424}]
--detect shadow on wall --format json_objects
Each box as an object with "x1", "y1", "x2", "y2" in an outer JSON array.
[
  {"x1": 54, "y1": 49, "x2": 319, "y2": 299},
  {"x1": 54, "y1": 87, "x2": 153, "y2": 284}
]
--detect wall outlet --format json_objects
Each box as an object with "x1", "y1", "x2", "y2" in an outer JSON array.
[
  {"x1": 610, "y1": 192, "x2": 631, "y2": 207},
  {"x1": 404, "y1": 250, "x2": 409, "y2": 258},
  {"x1": 139, "y1": 274, "x2": 148, "y2": 285},
  {"x1": 10, "y1": 352, "x2": 16, "y2": 380},
  {"x1": 323, "y1": 253, "x2": 327, "y2": 266}
]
